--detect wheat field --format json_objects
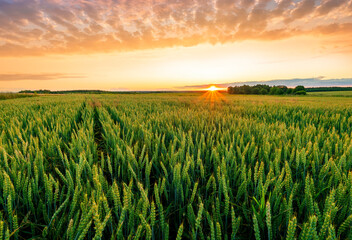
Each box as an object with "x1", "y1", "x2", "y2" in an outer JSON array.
[{"x1": 0, "y1": 93, "x2": 352, "y2": 239}]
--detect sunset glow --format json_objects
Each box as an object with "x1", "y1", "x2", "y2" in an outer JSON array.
[
  {"x1": 208, "y1": 86, "x2": 219, "y2": 92},
  {"x1": 1, "y1": 0, "x2": 352, "y2": 91},
  {"x1": 206, "y1": 86, "x2": 224, "y2": 92}
]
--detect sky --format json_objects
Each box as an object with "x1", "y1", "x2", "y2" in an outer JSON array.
[{"x1": 0, "y1": 0, "x2": 352, "y2": 91}]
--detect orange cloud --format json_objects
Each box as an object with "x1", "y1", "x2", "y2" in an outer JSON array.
[
  {"x1": 0, "y1": 0, "x2": 351, "y2": 56},
  {"x1": 0, "y1": 73, "x2": 85, "y2": 81}
]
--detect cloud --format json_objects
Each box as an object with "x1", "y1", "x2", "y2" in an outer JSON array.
[
  {"x1": 180, "y1": 78, "x2": 352, "y2": 89},
  {"x1": 290, "y1": 0, "x2": 316, "y2": 20},
  {"x1": 316, "y1": 0, "x2": 348, "y2": 16},
  {"x1": 0, "y1": 73, "x2": 85, "y2": 81},
  {"x1": 0, "y1": 0, "x2": 351, "y2": 56}
]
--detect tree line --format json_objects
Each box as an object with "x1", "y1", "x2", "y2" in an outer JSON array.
[
  {"x1": 19, "y1": 90, "x2": 107, "y2": 94},
  {"x1": 227, "y1": 85, "x2": 307, "y2": 95},
  {"x1": 306, "y1": 87, "x2": 352, "y2": 92}
]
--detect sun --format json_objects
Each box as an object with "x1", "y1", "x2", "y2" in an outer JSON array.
[{"x1": 207, "y1": 85, "x2": 220, "y2": 91}]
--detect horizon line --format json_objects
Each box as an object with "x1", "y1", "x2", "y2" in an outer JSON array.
[{"x1": 2, "y1": 86, "x2": 352, "y2": 94}]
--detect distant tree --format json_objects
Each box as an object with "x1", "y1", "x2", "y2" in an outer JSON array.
[
  {"x1": 259, "y1": 88, "x2": 268, "y2": 95},
  {"x1": 269, "y1": 87, "x2": 276, "y2": 95},
  {"x1": 278, "y1": 85, "x2": 288, "y2": 94},
  {"x1": 270, "y1": 86, "x2": 284, "y2": 95},
  {"x1": 294, "y1": 85, "x2": 306, "y2": 93},
  {"x1": 261, "y1": 85, "x2": 271, "y2": 92},
  {"x1": 294, "y1": 90, "x2": 307, "y2": 95},
  {"x1": 306, "y1": 87, "x2": 352, "y2": 92},
  {"x1": 252, "y1": 87, "x2": 260, "y2": 94},
  {"x1": 242, "y1": 85, "x2": 252, "y2": 94},
  {"x1": 228, "y1": 84, "x2": 300, "y2": 96}
]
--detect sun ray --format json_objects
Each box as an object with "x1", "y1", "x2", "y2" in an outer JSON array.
[{"x1": 199, "y1": 85, "x2": 227, "y2": 107}]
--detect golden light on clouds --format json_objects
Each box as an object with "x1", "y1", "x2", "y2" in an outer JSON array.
[{"x1": 0, "y1": 0, "x2": 352, "y2": 91}]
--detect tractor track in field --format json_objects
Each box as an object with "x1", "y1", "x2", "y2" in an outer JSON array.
[{"x1": 91, "y1": 100, "x2": 106, "y2": 164}]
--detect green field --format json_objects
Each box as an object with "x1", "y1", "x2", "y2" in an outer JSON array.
[
  {"x1": 1, "y1": 93, "x2": 352, "y2": 239},
  {"x1": 0, "y1": 93, "x2": 35, "y2": 100},
  {"x1": 308, "y1": 91, "x2": 352, "y2": 97}
]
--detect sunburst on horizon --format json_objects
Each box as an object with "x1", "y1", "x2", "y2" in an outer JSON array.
[
  {"x1": 204, "y1": 85, "x2": 226, "y2": 92},
  {"x1": 199, "y1": 85, "x2": 228, "y2": 107}
]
